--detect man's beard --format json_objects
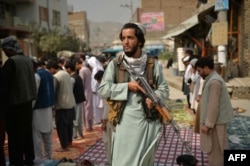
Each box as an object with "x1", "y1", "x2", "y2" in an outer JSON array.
[
  {"x1": 124, "y1": 44, "x2": 140, "y2": 57},
  {"x1": 201, "y1": 73, "x2": 207, "y2": 79}
]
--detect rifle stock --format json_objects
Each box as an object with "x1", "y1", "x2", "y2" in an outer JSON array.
[{"x1": 154, "y1": 105, "x2": 172, "y2": 123}]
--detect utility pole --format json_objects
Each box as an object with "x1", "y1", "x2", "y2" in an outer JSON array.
[{"x1": 120, "y1": 1, "x2": 133, "y2": 22}]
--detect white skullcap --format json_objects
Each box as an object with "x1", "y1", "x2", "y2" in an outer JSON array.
[
  {"x1": 182, "y1": 56, "x2": 190, "y2": 63},
  {"x1": 134, "y1": 23, "x2": 146, "y2": 35},
  {"x1": 190, "y1": 58, "x2": 198, "y2": 67}
]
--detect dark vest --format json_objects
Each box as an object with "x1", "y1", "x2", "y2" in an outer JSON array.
[
  {"x1": 8, "y1": 55, "x2": 37, "y2": 105},
  {"x1": 34, "y1": 68, "x2": 55, "y2": 109},
  {"x1": 72, "y1": 73, "x2": 85, "y2": 104}
]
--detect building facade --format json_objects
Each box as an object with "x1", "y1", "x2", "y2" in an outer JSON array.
[
  {"x1": 0, "y1": 0, "x2": 68, "y2": 61},
  {"x1": 156, "y1": 0, "x2": 249, "y2": 77},
  {"x1": 68, "y1": 11, "x2": 90, "y2": 51}
]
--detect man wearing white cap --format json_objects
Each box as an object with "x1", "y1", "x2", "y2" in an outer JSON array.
[
  {"x1": 98, "y1": 23, "x2": 169, "y2": 166},
  {"x1": 182, "y1": 50, "x2": 194, "y2": 109}
]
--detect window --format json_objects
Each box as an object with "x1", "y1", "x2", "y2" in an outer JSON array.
[
  {"x1": 39, "y1": 6, "x2": 48, "y2": 22},
  {"x1": 52, "y1": 10, "x2": 61, "y2": 26}
]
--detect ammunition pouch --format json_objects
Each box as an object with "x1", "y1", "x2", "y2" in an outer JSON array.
[{"x1": 106, "y1": 99, "x2": 126, "y2": 127}]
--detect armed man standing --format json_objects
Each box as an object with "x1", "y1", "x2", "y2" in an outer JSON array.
[{"x1": 98, "y1": 23, "x2": 169, "y2": 166}]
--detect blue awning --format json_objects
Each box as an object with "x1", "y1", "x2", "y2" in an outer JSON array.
[{"x1": 102, "y1": 48, "x2": 123, "y2": 53}]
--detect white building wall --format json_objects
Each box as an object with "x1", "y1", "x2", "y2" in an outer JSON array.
[
  {"x1": 49, "y1": 0, "x2": 68, "y2": 30},
  {"x1": 15, "y1": 0, "x2": 68, "y2": 31}
]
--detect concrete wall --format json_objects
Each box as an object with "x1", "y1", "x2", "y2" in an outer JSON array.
[{"x1": 68, "y1": 11, "x2": 89, "y2": 49}]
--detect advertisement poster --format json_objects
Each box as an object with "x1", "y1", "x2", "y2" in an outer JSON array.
[
  {"x1": 141, "y1": 12, "x2": 165, "y2": 31},
  {"x1": 215, "y1": 0, "x2": 229, "y2": 11}
]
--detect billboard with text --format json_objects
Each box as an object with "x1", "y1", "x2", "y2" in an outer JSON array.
[{"x1": 141, "y1": 12, "x2": 165, "y2": 32}]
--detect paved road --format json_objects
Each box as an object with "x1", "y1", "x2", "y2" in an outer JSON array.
[{"x1": 161, "y1": 64, "x2": 250, "y2": 117}]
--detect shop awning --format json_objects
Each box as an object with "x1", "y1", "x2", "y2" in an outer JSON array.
[
  {"x1": 161, "y1": 14, "x2": 199, "y2": 39},
  {"x1": 161, "y1": 2, "x2": 215, "y2": 39}
]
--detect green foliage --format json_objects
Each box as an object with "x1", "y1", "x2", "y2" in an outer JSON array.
[
  {"x1": 30, "y1": 24, "x2": 85, "y2": 59},
  {"x1": 39, "y1": 33, "x2": 62, "y2": 54},
  {"x1": 60, "y1": 35, "x2": 82, "y2": 51}
]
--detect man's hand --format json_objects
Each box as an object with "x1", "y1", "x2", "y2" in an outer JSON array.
[
  {"x1": 128, "y1": 81, "x2": 153, "y2": 109},
  {"x1": 196, "y1": 95, "x2": 201, "y2": 102},
  {"x1": 128, "y1": 81, "x2": 145, "y2": 93},
  {"x1": 101, "y1": 119, "x2": 108, "y2": 131},
  {"x1": 145, "y1": 98, "x2": 154, "y2": 109},
  {"x1": 201, "y1": 125, "x2": 211, "y2": 134}
]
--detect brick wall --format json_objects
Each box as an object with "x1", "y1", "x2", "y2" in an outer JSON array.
[
  {"x1": 140, "y1": 0, "x2": 197, "y2": 39},
  {"x1": 240, "y1": 0, "x2": 250, "y2": 76},
  {"x1": 68, "y1": 11, "x2": 89, "y2": 48}
]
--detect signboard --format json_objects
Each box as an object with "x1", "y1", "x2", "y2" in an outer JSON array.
[
  {"x1": 215, "y1": 0, "x2": 229, "y2": 11},
  {"x1": 211, "y1": 21, "x2": 228, "y2": 46},
  {"x1": 141, "y1": 12, "x2": 165, "y2": 31}
]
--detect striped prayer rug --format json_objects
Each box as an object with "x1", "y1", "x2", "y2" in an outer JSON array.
[{"x1": 75, "y1": 125, "x2": 209, "y2": 166}]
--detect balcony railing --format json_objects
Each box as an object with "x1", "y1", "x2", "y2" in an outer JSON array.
[{"x1": 13, "y1": 16, "x2": 30, "y2": 28}]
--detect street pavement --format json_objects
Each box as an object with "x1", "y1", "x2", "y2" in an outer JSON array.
[{"x1": 161, "y1": 63, "x2": 250, "y2": 117}]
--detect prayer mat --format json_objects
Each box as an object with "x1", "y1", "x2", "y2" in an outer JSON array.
[
  {"x1": 75, "y1": 125, "x2": 209, "y2": 166},
  {"x1": 4, "y1": 125, "x2": 103, "y2": 166},
  {"x1": 227, "y1": 115, "x2": 250, "y2": 150}
]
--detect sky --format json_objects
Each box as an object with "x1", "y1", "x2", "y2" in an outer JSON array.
[{"x1": 67, "y1": 0, "x2": 140, "y2": 23}]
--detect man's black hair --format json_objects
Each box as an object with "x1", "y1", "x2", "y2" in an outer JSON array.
[
  {"x1": 185, "y1": 50, "x2": 193, "y2": 57},
  {"x1": 46, "y1": 60, "x2": 59, "y2": 70},
  {"x1": 37, "y1": 60, "x2": 46, "y2": 67},
  {"x1": 119, "y1": 23, "x2": 145, "y2": 48},
  {"x1": 176, "y1": 154, "x2": 198, "y2": 166},
  {"x1": 64, "y1": 60, "x2": 75, "y2": 71},
  {"x1": 195, "y1": 56, "x2": 214, "y2": 69},
  {"x1": 94, "y1": 70, "x2": 104, "y2": 81},
  {"x1": 79, "y1": 53, "x2": 86, "y2": 61},
  {"x1": 72, "y1": 57, "x2": 82, "y2": 66},
  {"x1": 57, "y1": 58, "x2": 65, "y2": 64}
]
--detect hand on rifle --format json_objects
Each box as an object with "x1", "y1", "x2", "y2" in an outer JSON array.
[
  {"x1": 128, "y1": 81, "x2": 145, "y2": 93},
  {"x1": 145, "y1": 98, "x2": 154, "y2": 110}
]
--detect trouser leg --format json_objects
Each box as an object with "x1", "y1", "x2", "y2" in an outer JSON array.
[
  {"x1": 6, "y1": 102, "x2": 34, "y2": 166},
  {"x1": 56, "y1": 120, "x2": 68, "y2": 149},
  {"x1": 67, "y1": 122, "x2": 73, "y2": 145},
  {"x1": 42, "y1": 131, "x2": 52, "y2": 159},
  {"x1": 32, "y1": 128, "x2": 43, "y2": 159}
]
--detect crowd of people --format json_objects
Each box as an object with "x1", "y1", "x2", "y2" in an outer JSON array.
[
  {"x1": 0, "y1": 36, "x2": 107, "y2": 165},
  {"x1": 0, "y1": 22, "x2": 234, "y2": 166}
]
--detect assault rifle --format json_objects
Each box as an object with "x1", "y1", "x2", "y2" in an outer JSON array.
[{"x1": 122, "y1": 59, "x2": 192, "y2": 154}]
